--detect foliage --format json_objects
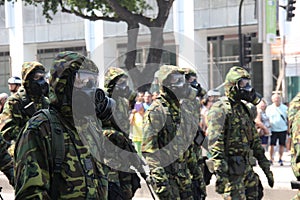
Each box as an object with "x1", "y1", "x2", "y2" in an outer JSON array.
[{"x1": 1, "y1": 0, "x2": 152, "y2": 23}]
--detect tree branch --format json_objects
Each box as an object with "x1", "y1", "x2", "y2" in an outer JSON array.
[{"x1": 60, "y1": 3, "x2": 121, "y2": 23}]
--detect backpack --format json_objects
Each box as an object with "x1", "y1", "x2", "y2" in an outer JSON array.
[{"x1": 37, "y1": 109, "x2": 64, "y2": 200}]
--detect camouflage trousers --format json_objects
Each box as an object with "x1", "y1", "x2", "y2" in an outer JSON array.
[
  {"x1": 166, "y1": 170, "x2": 193, "y2": 200},
  {"x1": 221, "y1": 167, "x2": 261, "y2": 200}
]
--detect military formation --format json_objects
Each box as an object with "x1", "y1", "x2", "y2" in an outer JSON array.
[{"x1": 0, "y1": 51, "x2": 298, "y2": 200}]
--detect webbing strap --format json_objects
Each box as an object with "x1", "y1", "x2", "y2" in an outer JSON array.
[{"x1": 39, "y1": 109, "x2": 65, "y2": 200}]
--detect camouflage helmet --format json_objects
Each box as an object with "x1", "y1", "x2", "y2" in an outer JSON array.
[
  {"x1": 181, "y1": 66, "x2": 197, "y2": 80},
  {"x1": 21, "y1": 61, "x2": 45, "y2": 84},
  {"x1": 224, "y1": 66, "x2": 250, "y2": 96},
  {"x1": 157, "y1": 65, "x2": 184, "y2": 85},
  {"x1": 104, "y1": 67, "x2": 128, "y2": 88},
  {"x1": 49, "y1": 51, "x2": 98, "y2": 111},
  {"x1": 50, "y1": 51, "x2": 98, "y2": 81}
]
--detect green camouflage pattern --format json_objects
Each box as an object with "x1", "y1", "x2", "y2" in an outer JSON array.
[
  {"x1": 157, "y1": 65, "x2": 185, "y2": 85},
  {"x1": 14, "y1": 51, "x2": 107, "y2": 199},
  {"x1": 184, "y1": 98, "x2": 207, "y2": 199},
  {"x1": 104, "y1": 67, "x2": 127, "y2": 88},
  {"x1": 0, "y1": 61, "x2": 49, "y2": 145},
  {"x1": 181, "y1": 67, "x2": 197, "y2": 77},
  {"x1": 289, "y1": 93, "x2": 300, "y2": 200},
  {"x1": 49, "y1": 51, "x2": 98, "y2": 117},
  {"x1": 102, "y1": 68, "x2": 139, "y2": 199},
  {"x1": 142, "y1": 93, "x2": 195, "y2": 199},
  {"x1": 21, "y1": 61, "x2": 45, "y2": 85},
  {"x1": 182, "y1": 66, "x2": 207, "y2": 98},
  {"x1": 289, "y1": 93, "x2": 300, "y2": 179},
  {"x1": 0, "y1": 134, "x2": 14, "y2": 185},
  {"x1": 102, "y1": 128, "x2": 140, "y2": 199},
  {"x1": 224, "y1": 66, "x2": 251, "y2": 99},
  {"x1": 14, "y1": 113, "x2": 107, "y2": 199},
  {"x1": 207, "y1": 96, "x2": 272, "y2": 199}
]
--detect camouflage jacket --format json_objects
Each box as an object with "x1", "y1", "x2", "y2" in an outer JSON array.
[
  {"x1": 289, "y1": 93, "x2": 300, "y2": 178},
  {"x1": 207, "y1": 97, "x2": 270, "y2": 175},
  {"x1": 142, "y1": 94, "x2": 196, "y2": 175},
  {"x1": 0, "y1": 86, "x2": 49, "y2": 142},
  {"x1": 0, "y1": 134, "x2": 13, "y2": 184},
  {"x1": 14, "y1": 110, "x2": 106, "y2": 200}
]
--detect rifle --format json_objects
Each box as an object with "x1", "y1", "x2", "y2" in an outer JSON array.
[
  {"x1": 123, "y1": 141, "x2": 157, "y2": 200},
  {"x1": 291, "y1": 180, "x2": 300, "y2": 189}
]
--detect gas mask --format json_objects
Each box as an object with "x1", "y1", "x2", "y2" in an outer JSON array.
[
  {"x1": 72, "y1": 71, "x2": 115, "y2": 119},
  {"x1": 237, "y1": 78, "x2": 261, "y2": 105},
  {"x1": 165, "y1": 73, "x2": 198, "y2": 100},
  {"x1": 29, "y1": 71, "x2": 49, "y2": 97},
  {"x1": 190, "y1": 79, "x2": 204, "y2": 98},
  {"x1": 112, "y1": 76, "x2": 133, "y2": 99}
]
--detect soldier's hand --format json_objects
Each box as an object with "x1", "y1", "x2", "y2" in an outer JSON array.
[
  {"x1": 215, "y1": 174, "x2": 229, "y2": 194},
  {"x1": 266, "y1": 171, "x2": 274, "y2": 188}
]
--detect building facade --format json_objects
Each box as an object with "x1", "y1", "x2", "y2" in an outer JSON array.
[{"x1": 0, "y1": 0, "x2": 299, "y2": 101}]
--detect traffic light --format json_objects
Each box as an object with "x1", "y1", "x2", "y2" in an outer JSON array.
[
  {"x1": 243, "y1": 34, "x2": 252, "y2": 65},
  {"x1": 286, "y1": 0, "x2": 296, "y2": 21}
]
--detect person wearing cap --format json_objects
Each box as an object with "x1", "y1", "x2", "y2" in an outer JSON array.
[
  {"x1": 0, "y1": 62, "x2": 49, "y2": 155},
  {"x1": 142, "y1": 65, "x2": 199, "y2": 199},
  {"x1": 8, "y1": 76, "x2": 22, "y2": 95},
  {"x1": 206, "y1": 66, "x2": 273, "y2": 199}
]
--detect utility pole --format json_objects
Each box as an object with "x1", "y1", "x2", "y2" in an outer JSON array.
[{"x1": 238, "y1": 0, "x2": 244, "y2": 67}]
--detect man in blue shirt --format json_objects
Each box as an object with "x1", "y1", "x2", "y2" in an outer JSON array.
[{"x1": 266, "y1": 93, "x2": 288, "y2": 166}]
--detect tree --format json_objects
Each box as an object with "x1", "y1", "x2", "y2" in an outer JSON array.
[{"x1": 1, "y1": 0, "x2": 175, "y2": 89}]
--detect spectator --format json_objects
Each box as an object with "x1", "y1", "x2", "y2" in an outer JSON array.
[
  {"x1": 255, "y1": 99, "x2": 271, "y2": 152},
  {"x1": 207, "y1": 89, "x2": 221, "y2": 103},
  {"x1": 142, "y1": 91, "x2": 152, "y2": 111},
  {"x1": 7, "y1": 76, "x2": 22, "y2": 95},
  {"x1": 266, "y1": 93, "x2": 288, "y2": 166},
  {"x1": 130, "y1": 92, "x2": 145, "y2": 156},
  {"x1": 0, "y1": 93, "x2": 8, "y2": 113},
  {"x1": 200, "y1": 97, "x2": 213, "y2": 132}
]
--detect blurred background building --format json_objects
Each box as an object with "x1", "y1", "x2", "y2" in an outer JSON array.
[{"x1": 0, "y1": 0, "x2": 299, "y2": 102}]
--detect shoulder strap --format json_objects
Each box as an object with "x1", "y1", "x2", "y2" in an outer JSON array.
[{"x1": 38, "y1": 109, "x2": 65, "y2": 200}]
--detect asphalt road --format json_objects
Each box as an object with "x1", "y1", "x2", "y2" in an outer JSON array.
[{"x1": 1, "y1": 152, "x2": 297, "y2": 200}]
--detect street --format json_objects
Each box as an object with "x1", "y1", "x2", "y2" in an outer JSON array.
[{"x1": 0, "y1": 151, "x2": 297, "y2": 200}]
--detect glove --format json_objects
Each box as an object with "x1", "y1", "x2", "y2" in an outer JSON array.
[
  {"x1": 215, "y1": 174, "x2": 229, "y2": 194},
  {"x1": 265, "y1": 170, "x2": 274, "y2": 188},
  {"x1": 3, "y1": 167, "x2": 14, "y2": 186}
]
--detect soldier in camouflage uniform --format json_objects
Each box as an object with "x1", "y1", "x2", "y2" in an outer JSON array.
[
  {"x1": 207, "y1": 66, "x2": 274, "y2": 200},
  {"x1": 102, "y1": 67, "x2": 142, "y2": 200},
  {"x1": 0, "y1": 134, "x2": 14, "y2": 186},
  {"x1": 14, "y1": 51, "x2": 108, "y2": 199},
  {"x1": 0, "y1": 61, "x2": 49, "y2": 155},
  {"x1": 142, "y1": 65, "x2": 199, "y2": 200},
  {"x1": 288, "y1": 92, "x2": 300, "y2": 200},
  {"x1": 182, "y1": 67, "x2": 207, "y2": 199}
]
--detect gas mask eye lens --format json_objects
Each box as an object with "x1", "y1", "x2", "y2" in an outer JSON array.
[
  {"x1": 74, "y1": 72, "x2": 98, "y2": 89},
  {"x1": 115, "y1": 77, "x2": 128, "y2": 89},
  {"x1": 188, "y1": 76, "x2": 197, "y2": 83},
  {"x1": 33, "y1": 72, "x2": 45, "y2": 81},
  {"x1": 238, "y1": 78, "x2": 251, "y2": 89},
  {"x1": 169, "y1": 73, "x2": 185, "y2": 86}
]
